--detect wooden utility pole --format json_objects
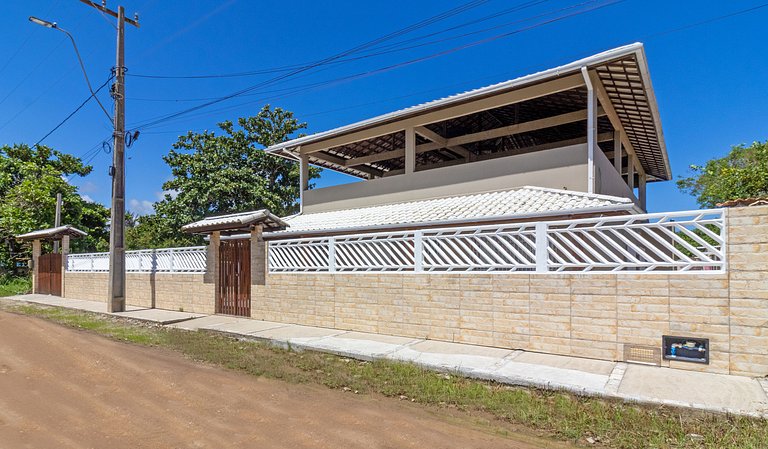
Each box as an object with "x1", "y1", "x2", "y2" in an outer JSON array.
[{"x1": 78, "y1": 1, "x2": 139, "y2": 312}]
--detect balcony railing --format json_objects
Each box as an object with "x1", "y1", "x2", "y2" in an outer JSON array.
[{"x1": 268, "y1": 209, "x2": 726, "y2": 274}]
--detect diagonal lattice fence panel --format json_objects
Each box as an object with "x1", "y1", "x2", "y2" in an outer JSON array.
[{"x1": 266, "y1": 209, "x2": 726, "y2": 274}]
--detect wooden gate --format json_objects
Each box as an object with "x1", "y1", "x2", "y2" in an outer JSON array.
[
  {"x1": 217, "y1": 240, "x2": 251, "y2": 316},
  {"x1": 37, "y1": 253, "x2": 62, "y2": 296}
]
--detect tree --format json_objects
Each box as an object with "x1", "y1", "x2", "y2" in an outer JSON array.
[
  {"x1": 126, "y1": 105, "x2": 320, "y2": 248},
  {"x1": 677, "y1": 141, "x2": 768, "y2": 208},
  {"x1": 0, "y1": 144, "x2": 110, "y2": 275}
]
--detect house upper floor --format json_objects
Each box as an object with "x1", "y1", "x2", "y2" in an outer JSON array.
[{"x1": 266, "y1": 43, "x2": 670, "y2": 215}]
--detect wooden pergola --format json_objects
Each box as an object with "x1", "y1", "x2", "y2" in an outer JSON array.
[
  {"x1": 268, "y1": 43, "x2": 670, "y2": 212},
  {"x1": 17, "y1": 225, "x2": 87, "y2": 296}
]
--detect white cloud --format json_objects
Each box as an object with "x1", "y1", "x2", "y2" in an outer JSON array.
[
  {"x1": 155, "y1": 189, "x2": 179, "y2": 201},
  {"x1": 128, "y1": 199, "x2": 155, "y2": 216},
  {"x1": 80, "y1": 181, "x2": 100, "y2": 194},
  {"x1": 81, "y1": 195, "x2": 94, "y2": 203}
]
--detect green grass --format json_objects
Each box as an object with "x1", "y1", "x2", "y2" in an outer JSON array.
[
  {"x1": 0, "y1": 276, "x2": 31, "y2": 297},
  {"x1": 2, "y1": 301, "x2": 767, "y2": 449}
]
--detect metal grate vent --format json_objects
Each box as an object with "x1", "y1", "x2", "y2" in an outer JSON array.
[{"x1": 623, "y1": 344, "x2": 661, "y2": 366}]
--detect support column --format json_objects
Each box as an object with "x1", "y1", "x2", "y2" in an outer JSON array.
[
  {"x1": 299, "y1": 152, "x2": 309, "y2": 213},
  {"x1": 582, "y1": 67, "x2": 596, "y2": 194},
  {"x1": 628, "y1": 158, "x2": 635, "y2": 191},
  {"x1": 404, "y1": 126, "x2": 416, "y2": 174},
  {"x1": 250, "y1": 225, "x2": 266, "y2": 286},
  {"x1": 61, "y1": 235, "x2": 70, "y2": 297},
  {"x1": 613, "y1": 130, "x2": 622, "y2": 174},
  {"x1": 204, "y1": 231, "x2": 220, "y2": 284},
  {"x1": 31, "y1": 239, "x2": 41, "y2": 294},
  {"x1": 639, "y1": 175, "x2": 647, "y2": 211}
]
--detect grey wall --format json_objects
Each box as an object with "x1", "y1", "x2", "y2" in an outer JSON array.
[{"x1": 305, "y1": 144, "x2": 591, "y2": 213}]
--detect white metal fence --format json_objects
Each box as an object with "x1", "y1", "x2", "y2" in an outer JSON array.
[
  {"x1": 268, "y1": 209, "x2": 726, "y2": 273},
  {"x1": 66, "y1": 246, "x2": 207, "y2": 273}
]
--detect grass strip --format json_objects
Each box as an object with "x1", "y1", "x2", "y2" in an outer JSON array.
[
  {"x1": 3, "y1": 301, "x2": 767, "y2": 449},
  {"x1": 0, "y1": 277, "x2": 31, "y2": 297}
]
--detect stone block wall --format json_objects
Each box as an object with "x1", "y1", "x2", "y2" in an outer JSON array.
[
  {"x1": 64, "y1": 272, "x2": 214, "y2": 314},
  {"x1": 61, "y1": 205, "x2": 768, "y2": 377}
]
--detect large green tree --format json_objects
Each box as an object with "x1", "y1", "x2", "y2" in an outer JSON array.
[
  {"x1": 0, "y1": 144, "x2": 110, "y2": 275},
  {"x1": 126, "y1": 106, "x2": 320, "y2": 249},
  {"x1": 677, "y1": 141, "x2": 768, "y2": 207}
]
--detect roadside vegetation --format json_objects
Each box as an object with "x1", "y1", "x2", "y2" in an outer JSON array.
[
  {"x1": 0, "y1": 276, "x2": 30, "y2": 297},
  {"x1": 1, "y1": 301, "x2": 766, "y2": 449}
]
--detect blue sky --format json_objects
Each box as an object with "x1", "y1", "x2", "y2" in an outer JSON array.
[{"x1": 1, "y1": 1, "x2": 766, "y2": 215}]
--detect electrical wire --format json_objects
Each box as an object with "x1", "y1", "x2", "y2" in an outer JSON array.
[
  {"x1": 126, "y1": 0, "x2": 551, "y2": 80},
  {"x1": 34, "y1": 75, "x2": 114, "y2": 146},
  {"x1": 127, "y1": 0, "x2": 600, "y2": 104},
  {"x1": 131, "y1": 0, "x2": 623, "y2": 131},
  {"x1": 126, "y1": 0, "x2": 490, "y2": 130}
]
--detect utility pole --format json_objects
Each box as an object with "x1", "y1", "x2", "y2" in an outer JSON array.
[
  {"x1": 78, "y1": 1, "x2": 139, "y2": 312},
  {"x1": 53, "y1": 193, "x2": 62, "y2": 253}
]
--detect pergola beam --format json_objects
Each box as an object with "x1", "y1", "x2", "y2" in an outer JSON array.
[
  {"x1": 414, "y1": 126, "x2": 471, "y2": 159},
  {"x1": 588, "y1": 70, "x2": 645, "y2": 178},
  {"x1": 342, "y1": 107, "x2": 605, "y2": 168},
  {"x1": 383, "y1": 132, "x2": 615, "y2": 175},
  {"x1": 300, "y1": 73, "x2": 585, "y2": 154}
]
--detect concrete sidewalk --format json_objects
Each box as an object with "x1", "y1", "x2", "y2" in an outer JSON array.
[
  {"x1": 10, "y1": 294, "x2": 206, "y2": 325},
  {"x1": 6, "y1": 294, "x2": 768, "y2": 418}
]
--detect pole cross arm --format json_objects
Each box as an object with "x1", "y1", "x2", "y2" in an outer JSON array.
[{"x1": 78, "y1": 0, "x2": 140, "y2": 27}]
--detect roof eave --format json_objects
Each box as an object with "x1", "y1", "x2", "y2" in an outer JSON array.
[{"x1": 265, "y1": 43, "x2": 646, "y2": 155}]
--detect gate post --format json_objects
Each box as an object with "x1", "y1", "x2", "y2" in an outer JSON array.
[
  {"x1": 204, "y1": 231, "x2": 220, "y2": 284},
  {"x1": 61, "y1": 235, "x2": 70, "y2": 297},
  {"x1": 31, "y1": 239, "x2": 42, "y2": 294},
  {"x1": 251, "y1": 225, "x2": 266, "y2": 286}
]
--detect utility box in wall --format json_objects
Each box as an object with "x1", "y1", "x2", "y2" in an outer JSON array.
[{"x1": 662, "y1": 336, "x2": 709, "y2": 364}]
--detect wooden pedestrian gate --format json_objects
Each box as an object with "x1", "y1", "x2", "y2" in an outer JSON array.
[
  {"x1": 37, "y1": 253, "x2": 62, "y2": 296},
  {"x1": 217, "y1": 240, "x2": 251, "y2": 316}
]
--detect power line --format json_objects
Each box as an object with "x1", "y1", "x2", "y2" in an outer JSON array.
[
  {"x1": 126, "y1": 0, "x2": 552, "y2": 80},
  {"x1": 127, "y1": 0, "x2": 490, "y2": 130},
  {"x1": 132, "y1": 0, "x2": 623, "y2": 131},
  {"x1": 34, "y1": 75, "x2": 114, "y2": 146}
]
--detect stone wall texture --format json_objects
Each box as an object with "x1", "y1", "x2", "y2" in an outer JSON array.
[
  {"x1": 64, "y1": 272, "x2": 214, "y2": 314},
  {"x1": 62, "y1": 205, "x2": 768, "y2": 377}
]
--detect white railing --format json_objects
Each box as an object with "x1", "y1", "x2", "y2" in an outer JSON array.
[
  {"x1": 268, "y1": 209, "x2": 726, "y2": 273},
  {"x1": 66, "y1": 246, "x2": 207, "y2": 273}
]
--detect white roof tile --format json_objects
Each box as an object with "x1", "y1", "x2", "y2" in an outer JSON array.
[{"x1": 271, "y1": 187, "x2": 634, "y2": 237}]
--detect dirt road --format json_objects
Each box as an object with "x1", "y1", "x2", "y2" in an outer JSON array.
[{"x1": 0, "y1": 312, "x2": 556, "y2": 449}]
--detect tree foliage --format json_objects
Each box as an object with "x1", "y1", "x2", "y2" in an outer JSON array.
[
  {"x1": 126, "y1": 106, "x2": 320, "y2": 249},
  {"x1": 0, "y1": 144, "x2": 109, "y2": 275},
  {"x1": 677, "y1": 141, "x2": 768, "y2": 208}
]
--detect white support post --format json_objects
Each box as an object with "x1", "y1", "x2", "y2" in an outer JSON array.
[
  {"x1": 413, "y1": 231, "x2": 423, "y2": 272},
  {"x1": 535, "y1": 223, "x2": 549, "y2": 273},
  {"x1": 328, "y1": 238, "x2": 336, "y2": 273},
  {"x1": 299, "y1": 151, "x2": 309, "y2": 214},
  {"x1": 404, "y1": 126, "x2": 416, "y2": 174},
  {"x1": 613, "y1": 130, "x2": 622, "y2": 174},
  {"x1": 581, "y1": 67, "x2": 596, "y2": 194}
]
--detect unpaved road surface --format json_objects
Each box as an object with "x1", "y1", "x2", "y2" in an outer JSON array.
[{"x1": 0, "y1": 312, "x2": 556, "y2": 449}]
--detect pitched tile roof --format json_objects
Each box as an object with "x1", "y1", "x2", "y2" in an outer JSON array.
[{"x1": 269, "y1": 186, "x2": 635, "y2": 238}]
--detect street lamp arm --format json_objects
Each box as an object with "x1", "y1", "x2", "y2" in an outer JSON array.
[{"x1": 55, "y1": 25, "x2": 114, "y2": 123}]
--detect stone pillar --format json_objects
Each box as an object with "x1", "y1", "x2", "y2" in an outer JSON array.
[
  {"x1": 204, "y1": 231, "x2": 220, "y2": 284},
  {"x1": 251, "y1": 225, "x2": 266, "y2": 286},
  {"x1": 31, "y1": 239, "x2": 41, "y2": 294},
  {"x1": 61, "y1": 235, "x2": 70, "y2": 297}
]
